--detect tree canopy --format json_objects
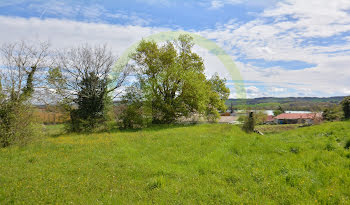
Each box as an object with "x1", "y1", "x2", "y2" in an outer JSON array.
[{"x1": 120, "y1": 34, "x2": 229, "y2": 126}]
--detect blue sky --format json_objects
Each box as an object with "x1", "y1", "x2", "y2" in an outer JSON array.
[{"x1": 0, "y1": 0, "x2": 349, "y2": 98}]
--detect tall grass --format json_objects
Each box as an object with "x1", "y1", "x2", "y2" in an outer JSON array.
[{"x1": 0, "y1": 122, "x2": 350, "y2": 204}]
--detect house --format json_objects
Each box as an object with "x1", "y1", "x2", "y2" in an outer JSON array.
[{"x1": 274, "y1": 113, "x2": 322, "y2": 124}]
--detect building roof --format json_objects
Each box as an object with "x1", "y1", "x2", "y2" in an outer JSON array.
[
  {"x1": 274, "y1": 113, "x2": 316, "y2": 120},
  {"x1": 266, "y1": 115, "x2": 275, "y2": 121}
]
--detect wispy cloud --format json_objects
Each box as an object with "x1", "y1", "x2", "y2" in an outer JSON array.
[
  {"x1": 198, "y1": 0, "x2": 350, "y2": 97},
  {"x1": 0, "y1": 0, "x2": 349, "y2": 97}
]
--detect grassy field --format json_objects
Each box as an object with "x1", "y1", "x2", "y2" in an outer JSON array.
[
  {"x1": 1, "y1": 122, "x2": 350, "y2": 204},
  {"x1": 256, "y1": 124, "x2": 302, "y2": 134}
]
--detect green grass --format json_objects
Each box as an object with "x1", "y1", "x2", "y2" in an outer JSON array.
[
  {"x1": 1, "y1": 122, "x2": 350, "y2": 204},
  {"x1": 256, "y1": 124, "x2": 301, "y2": 134}
]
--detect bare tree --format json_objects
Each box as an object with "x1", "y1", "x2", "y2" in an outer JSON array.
[
  {"x1": 49, "y1": 44, "x2": 131, "y2": 131},
  {"x1": 0, "y1": 40, "x2": 50, "y2": 147},
  {"x1": 0, "y1": 41, "x2": 50, "y2": 102}
]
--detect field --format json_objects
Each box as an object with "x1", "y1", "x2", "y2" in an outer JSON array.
[{"x1": 1, "y1": 122, "x2": 350, "y2": 204}]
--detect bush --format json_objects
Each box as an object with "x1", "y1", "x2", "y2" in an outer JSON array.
[
  {"x1": 325, "y1": 143, "x2": 336, "y2": 151},
  {"x1": 242, "y1": 112, "x2": 255, "y2": 133},
  {"x1": 290, "y1": 147, "x2": 300, "y2": 154},
  {"x1": 116, "y1": 86, "x2": 151, "y2": 129},
  {"x1": 345, "y1": 139, "x2": 350, "y2": 150},
  {"x1": 0, "y1": 102, "x2": 37, "y2": 147},
  {"x1": 117, "y1": 104, "x2": 150, "y2": 129}
]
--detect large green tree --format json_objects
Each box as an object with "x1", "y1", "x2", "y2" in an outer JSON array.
[{"x1": 128, "y1": 35, "x2": 229, "y2": 124}]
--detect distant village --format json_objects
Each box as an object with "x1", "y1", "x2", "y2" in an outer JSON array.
[{"x1": 219, "y1": 110, "x2": 323, "y2": 125}]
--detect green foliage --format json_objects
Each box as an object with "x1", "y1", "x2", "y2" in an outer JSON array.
[
  {"x1": 238, "y1": 111, "x2": 267, "y2": 126},
  {"x1": 0, "y1": 102, "x2": 37, "y2": 147},
  {"x1": 0, "y1": 41, "x2": 49, "y2": 147},
  {"x1": 68, "y1": 72, "x2": 111, "y2": 132},
  {"x1": 273, "y1": 105, "x2": 285, "y2": 116},
  {"x1": 117, "y1": 86, "x2": 151, "y2": 129},
  {"x1": 345, "y1": 139, "x2": 350, "y2": 149},
  {"x1": 206, "y1": 74, "x2": 230, "y2": 122},
  {"x1": 322, "y1": 105, "x2": 343, "y2": 121},
  {"x1": 1, "y1": 122, "x2": 350, "y2": 203},
  {"x1": 48, "y1": 44, "x2": 120, "y2": 133},
  {"x1": 130, "y1": 34, "x2": 229, "y2": 124},
  {"x1": 341, "y1": 96, "x2": 350, "y2": 119},
  {"x1": 242, "y1": 112, "x2": 255, "y2": 133},
  {"x1": 47, "y1": 67, "x2": 66, "y2": 95}
]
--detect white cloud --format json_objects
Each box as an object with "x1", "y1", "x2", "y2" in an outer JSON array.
[
  {"x1": 269, "y1": 87, "x2": 287, "y2": 93},
  {"x1": 198, "y1": 0, "x2": 350, "y2": 97},
  {"x1": 0, "y1": 16, "x2": 165, "y2": 55},
  {"x1": 208, "y1": 0, "x2": 281, "y2": 9}
]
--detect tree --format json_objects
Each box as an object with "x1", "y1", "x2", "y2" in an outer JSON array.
[
  {"x1": 322, "y1": 105, "x2": 343, "y2": 121},
  {"x1": 341, "y1": 96, "x2": 350, "y2": 120},
  {"x1": 273, "y1": 105, "x2": 285, "y2": 116},
  {"x1": 238, "y1": 111, "x2": 267, "y2": 125},
  {"x1": 0, "y1": 41, "x2": 50, "y2": 147},
  {"x1": 49, "y1": 44, "x2": 130, "y2": 132},
  {"x1": 242, "y1": 112, "x2": 255, "y2": 133},
  {"x1": 129, "y1": 35, "x2": 229, "y2": 124},
  {"x1": 117, "y1": 85, "x2": 151, "y2": 129},
  {"x1": 0, "y1": 41, "x2": 50, "y2": 102}
]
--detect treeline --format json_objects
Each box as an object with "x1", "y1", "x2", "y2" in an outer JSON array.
[
  {"x1": 227, "y1": 96, "x2": 345, "y2": 111},
  {"x1": 0, "y1": 35, "x2": 229, "y2": 147}
]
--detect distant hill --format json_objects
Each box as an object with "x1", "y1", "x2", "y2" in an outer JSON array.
[{"x1": 226, "y1": 96, "x2": 346, "y2": 111}]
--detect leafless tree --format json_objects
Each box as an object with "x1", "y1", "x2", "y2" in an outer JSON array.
[
  {"x1": 0, "y1": 41, "x2": 51, "y2": 147},
  {"x1": 49, "y1": 44, "x2": 130, "y2": 101},
  {"x1": 48, "y1": 44, "x2": 131, "y2": 131},
  {"x1": 0, "y1": 40, "x2": 50, "y2": 103}
]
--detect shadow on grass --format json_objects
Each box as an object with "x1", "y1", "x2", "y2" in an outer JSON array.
[
  {"x1": 45, "y1": 122, "x2": 200, "y2": 137},
  {"x1": 114, "y1": 123, "x2": 199, "y2": 133}
]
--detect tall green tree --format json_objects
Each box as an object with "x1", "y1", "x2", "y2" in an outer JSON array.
[
  {"x1": 128, "y1": 34, "x2": 229, "y2": 124},
  {"x1": 341, "y1": 96, "x2": 350, "y2": 120}
]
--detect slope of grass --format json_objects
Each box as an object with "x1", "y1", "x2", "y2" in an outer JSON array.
[{"x1": 1, "y1": 122, "x2": 350, "y2": 204}]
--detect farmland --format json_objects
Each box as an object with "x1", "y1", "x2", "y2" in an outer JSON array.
[{"x1": 1, "y1": 121, "x2": 350, "y2": 204}]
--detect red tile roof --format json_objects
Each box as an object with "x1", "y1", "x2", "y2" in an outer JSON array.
[
  {"x1": 266, "y1": 115, "x2": 275, "y2": 121},
  {"x1": 274, "y1": 113, "x2": 316, "y2": 120}
]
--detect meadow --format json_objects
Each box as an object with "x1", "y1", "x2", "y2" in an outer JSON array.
[{"x1": 1, "y1": 122, "x2": 350, "y2": 204}]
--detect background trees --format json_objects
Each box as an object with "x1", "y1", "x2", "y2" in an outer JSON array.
[
  {"x1": 119, "y1": 35, "x2": 229, "y2": 127},
  {"x1": 341, "y1": 96, "x2": 350, "y2": 120},
  {"x1": 48, "y1": 44, "x2": 130, "y2": 132},
  {"x1": 273, "y1": 105, "x2": 285, "y2": 116},
  {"x1": 322, "y1": 105, "x2": 343, "y2": 121}
]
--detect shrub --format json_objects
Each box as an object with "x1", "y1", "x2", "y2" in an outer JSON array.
[
  {"x1": 117, "y1": 86, "x2": 151, "y2": 129},
  {"x1": 117, "y1": 104, "x2": 150, "y2": 129},
  {"x1": 242, "y1": 112, "x2": 255, "y2": 133},
  {"x1": 345, "y1": 139, "x2": 350, "y2": 150},
  {"x1": 0, "y1": 102, "x2": 37, "y2": 147},
  {"x1": 325, "y1": 143, "x2": 336, "y2": 151},
  {"x1": 290, "y1": 147, "x2": 300, "y2": 154}
]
